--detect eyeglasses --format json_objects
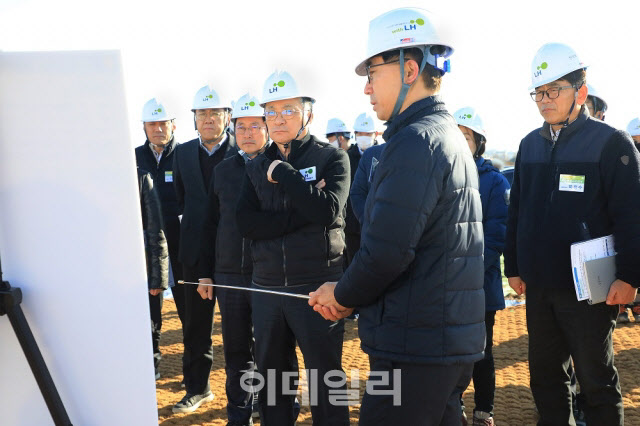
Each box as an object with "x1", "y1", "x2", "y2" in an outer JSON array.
[
  {"x1": 195, "y1": 110, "x2": 226, "y2": 120},
  {"x1": 235, "y1": 124, "x2": 266, "y2": 134},
  {"x1": 264, "y1": 109, "x2": 302, "y2": 121},
  {"x1": 530, "y1": 85, "x2": 575, "y2": 102},
  {"x1": 366, "y1": 59, "x2": 406, "y2": 84}
]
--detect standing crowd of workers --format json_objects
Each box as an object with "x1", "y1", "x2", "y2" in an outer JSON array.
[{"x1": 133, "y1": 7, "x2": 640, "y2": 426}]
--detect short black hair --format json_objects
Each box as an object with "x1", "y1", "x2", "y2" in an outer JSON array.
[
  {"x1": 380, "y1": 47, "x2": 444, "y2": 91},
  {"x1": 587, "y1": 95, "x2": 607, "y2": 114},
  {"x1": 559, "y1": 68, "x2": 586, "y2": 89},
  {"x1": 473, "y1": 132, "x2": 486, "y2": 158}
]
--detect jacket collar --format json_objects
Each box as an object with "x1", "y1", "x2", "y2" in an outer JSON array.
[
  {"x1": 145, "y1": 135, "x2": 177, "y2": 158},
  {"x1": 347, "y1": 144, "x2": 361, "y2": 159},
  {"x1": 383, "y1": 96, "x2": 447, "y2": 142},
  {"x1": 237, "y1": 141, "x2": 271, "y2": 164},
  {"x1": 475, "y1": 156, "x2": 498, "y2": 174},
  {"x1": 266, "y1": 133, "x2": 313, "y2": 162},
  {"x1": 539, "y1": 105, "x2": 589, "y2": 142}
]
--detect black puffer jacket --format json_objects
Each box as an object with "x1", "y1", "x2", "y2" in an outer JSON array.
[
  {"x1": 504, "y1": 107, "x2": 640, "y2": 288},
  {"x1": 138, "y1": 168, "x2": 169, "y2": 290},
  {"x1": 236, "y1": 134, "x2": 351, "y2": 287},
  {"x1": 198, "y1": 152, "x2": 253, "y2": 284},
  {"x1": 334, "y1": 96, "x2": 485, "y2": 364}
]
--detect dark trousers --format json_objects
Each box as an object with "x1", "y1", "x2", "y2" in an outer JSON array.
[
  {"x1": 252, "y1": 283, "x2": 350, "y2": 426},
  {"x1": 471, "y1": 310, "x2": 496, "y2": 414},
  {"x1": 217, "y1": 279, "x2": 256, "y2": 424},
  {"x1": 526, "y1": 285, "x2": 622, "y2": 426},
  {"x1": 344, "y1": 232, "x2": 361, "y2": 268},
  {"x1": 149, "y1": 291, "x2": 163, "y2": 370},
  {"x1": 182, "y1": 264, "x2": 215, "y2": 395},
  {"x1": 360, "y1": 357, "x2": 473, "y2": 426}
]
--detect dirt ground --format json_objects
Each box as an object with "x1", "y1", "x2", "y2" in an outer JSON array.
[{"x1": 155, "y1": 299, "x2": 640, "y2": 425}]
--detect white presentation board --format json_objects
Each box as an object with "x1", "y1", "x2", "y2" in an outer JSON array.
[{"x1": 0, "y1": 51, "x2": 158, "y2": 425}]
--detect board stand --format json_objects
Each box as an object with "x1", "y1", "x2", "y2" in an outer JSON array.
[{"x1": 0, "y1": 255, "x2": 72, "y2": 425}]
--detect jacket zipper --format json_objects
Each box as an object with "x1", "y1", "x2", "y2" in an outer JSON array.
[
  {"x1": 241, "y1": 238, "x2": 245, "y2": 271},
  {"x1": 325, "y1": 227, "x2": 330, "y2": 267},
  {"x1": 282, "y1": 236, "x2": 288, "y2": 286},
  {"x1": 549, "y1": 137, "x2": 560, "y2": 204},
  {"x1": 282, "y1": 197, "x2": 288, "y2": 286}
]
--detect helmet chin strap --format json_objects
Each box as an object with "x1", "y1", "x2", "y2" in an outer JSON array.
[
  {"x1": 388, "y1": 46, "x2": 436, "y2": 122},
  {"x1": 550, "y1": 85, "x2": 581, "y2": 128},
  {"x1": 287, "y1": 106, "x2": 311, "y2": 149}
]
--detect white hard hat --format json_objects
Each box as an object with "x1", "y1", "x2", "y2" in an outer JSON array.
[
  {"x1": 232, "y1": 93, "x2": 263, "y2": 120},
  {"x1": 260, "y1": 70, "x2": 315, "y2": 107},
  {"x1": 191, "y1": 85, "x2": 231, "y2": 111},
  {"x1": 627, "y1": 118, "x2": 640, "y2": 137},
  {"x1": 529, "y1": 43, "x2": 587, "y2": 90},
  {"x1": 454, "y1": 107, "x2": 486, "y2": 139},
  {"x1": 355, "y1": 7, "x2": 453, "y2": 76},
  {"x1": 326, "y1": 118, "x2": 350, "y2": 135},
  {"x1": 586, "y1": 84, "x2": 608, "y2": 112},
  {"x1": 353, "y1": 113, "x2": 376, "y2": 133},
  {"x1": 141, "y1": 98, "x2": 174, "y2": 122}
]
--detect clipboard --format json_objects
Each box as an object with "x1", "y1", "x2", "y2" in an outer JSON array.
[
  {"x1": 570, "y1": 235, "x2": 616, "y2": 304},
  {"x1": 583, "y1": 255, "x2": 617, "y2": 304}
]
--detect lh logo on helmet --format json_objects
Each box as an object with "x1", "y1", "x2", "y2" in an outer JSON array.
[
  {"x1": 391, "y1": 18, "x2": 425, "y2": 34},
  {"x1": 534, "y1": 62, "x2": 548, "y2": 78},
  {"x1": 269, "y1": 80, "x2": 286, "y2": 94},
  {"x1": 240, "y1": 101, "x2": 256, "y2": 111}
]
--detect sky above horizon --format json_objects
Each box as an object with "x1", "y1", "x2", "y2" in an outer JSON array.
[{"x1": 2, "y1": 0, "x2": 637, "y2": 152}]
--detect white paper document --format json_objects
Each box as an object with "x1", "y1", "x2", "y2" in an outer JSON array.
[{"x1": 570, "y1": 235, "x2": 615, "y2": 302}]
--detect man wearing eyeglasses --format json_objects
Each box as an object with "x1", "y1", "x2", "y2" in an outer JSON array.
[
  {"x1": 172, "y1": 85, "x2": 237, "y2": 414},
  {"x1": 309, "y1": 8, "x2": 485, "y2": 425},
  {"x1": 236, "y1": 70, "x2": 350, "y2": 426},
  {"x1": 504, "y1": 43, "x2": 640, "y2": 425},
  {"x1": 195, "y1": 94, "x2": 268, "y2": 426}
]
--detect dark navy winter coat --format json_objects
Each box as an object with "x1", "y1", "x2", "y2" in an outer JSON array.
[
  {"x1": 505, "y1": 107, "x2": 640, "y2": 289},
  {"x1": 476, "y1": 157, "x2": 510, "y2": 311},
  {"x1": 334, "y1": 97, "x2": 486, "y2": 365}
]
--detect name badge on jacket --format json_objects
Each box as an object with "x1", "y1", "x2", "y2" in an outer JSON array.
[
  {"x1": 165, "y1": 171, "x2": 173, "y2": 183},
  {"x1": 559, "y1": 174, "x2": 585, "y2": 192},
  {"x1": 300, "y1": 166, "x2": 317, "y2": 182}
]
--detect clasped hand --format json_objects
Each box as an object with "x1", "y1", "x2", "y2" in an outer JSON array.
[{"x1": 308, "y1": 282, "x2": 353, "y2": 321}]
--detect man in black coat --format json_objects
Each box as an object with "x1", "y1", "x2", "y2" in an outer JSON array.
[
  {"x1": 196, "y1": 94, "x2": 267, "y2": 426},
  {"x1": 172, "y1": 86, "x2": 237, "y2": 414},
  {"x1": 310, "y1": 8, "x2": 485, "y2": 425},
  {"x1": 236, "y1": 71, "x2": 351, "y2": 426},
  {"x1": 505, "y1": 43, "x2": 640, "y2": 425},
  {"x1": 135, "y1": 98, "x2": 186, "y2": 328}
]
